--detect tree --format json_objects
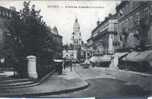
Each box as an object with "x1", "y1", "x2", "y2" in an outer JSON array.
[
  {"x1": 19, "y1": 2, "x2": 48, "y2": 57},
  {"x1": 5, "y1": 1, "x2": 56, "y2": 77},
  {"x1": 3, "y1": 7, "x2": 23, "y2": 68}
]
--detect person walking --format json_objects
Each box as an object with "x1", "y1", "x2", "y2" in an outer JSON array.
[
  {"x1": 62, "y1": 59, "x2": 65, "y2": 70},
  {"x1": 70, "y1": 60, "x2": 73, "y2": 71}
]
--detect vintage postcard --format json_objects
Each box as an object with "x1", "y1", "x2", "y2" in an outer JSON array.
[{"x1": 0, "y1": 0, "x2": 151, "y2": 98}]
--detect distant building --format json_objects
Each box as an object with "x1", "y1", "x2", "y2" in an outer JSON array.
[
  {"x1": 63, "y1": 18, "x2": 82, "y2": 61},
  {"x1": 72, "y1": 18, "x2": 82, "y2": 50},
  {"x1": 62, "y1": 43, "x2": 78, "y2": 60},
  {"x1": 62, "y1": 50, "x2": 77, "y2": 60},
  {"x1": 87, "y1": 38, "x2": 94, "y2": 57},
  {"x1": 63, "y1": 18, "x2": 89, "y2": 61},
  {"x1": 87, "y1": 14, "x2": 119, "y2": 56},
  {"x1": 81, "y1": 43, "x2": 92, "y2": 60},
  {"x1": 47, "y1": 26, "x2": 63, "y2": 59}
]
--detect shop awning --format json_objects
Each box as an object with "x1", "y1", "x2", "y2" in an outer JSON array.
[
  {"x1": 115, "y1": 52, "x2": 129, "y2": 58},
  {"x1": 122, "y1": 50, "x2": 152, "y2": 62}
]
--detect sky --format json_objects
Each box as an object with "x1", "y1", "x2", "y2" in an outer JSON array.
[{"x1": 0, "y1": 0, "x2": 120, "y2": 44}]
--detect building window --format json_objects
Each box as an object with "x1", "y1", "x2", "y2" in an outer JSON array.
[
  {"x1": 3, "y1": 10, "x2": 6, "y2": 16},
  {"x1": 8, "y1": 12, "x2": 11, "y2": 18},
  {"x1": 150, "y1": 5, "x2": 152, "y2": 15},
  {"x1": 1, "y1": 10, "x2": 3, "y2": 16},
  {"x1": 135, "y1": 12, "x2": 140, "y2": 25},
  {"x1": 9, "y1": 13, "x2": 12, "y2": 18},
  {"x1": 6, "y1": 11, "x2": 9, "y2": 17},
  {"x1": 144, "y1": 7, "x2": 149, "y2": 17}
]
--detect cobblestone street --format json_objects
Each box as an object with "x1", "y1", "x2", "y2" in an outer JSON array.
[{"x1": 41, "y1": 65, "x2": 151, "y2": 98}]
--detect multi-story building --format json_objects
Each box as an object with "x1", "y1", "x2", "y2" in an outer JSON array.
[
  {"x1": 48, "y1": 26, "x2": 63, "y2": 59},
  {"x1": 80, "y1": 43, "x2": 93, "y2": 60},
  {"x1": 62, "y1": 43, "x2": 89, "y2": 62},
  {"x1": 87, "y1": 14, "x2": 119, "y2": 56},
  {"x1": 71, "y1": 18, "x2": 82, "y2": 50},
  {"x1": 87, "y1": 37, "x2": 94, "y2": 57},
  {"x1": 63, "y1": 18, "x2": 84, "y2": 61},
  {"x1": 62, "y1": 50, "x2": 77, "y2": 60},
  {"x1": 116, "y1": 1, "x2": 152, "y2": 49}
]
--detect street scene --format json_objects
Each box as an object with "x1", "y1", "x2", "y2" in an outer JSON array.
[{"x1": 0, "y1": 0, "x2": 151, "y2": 98}]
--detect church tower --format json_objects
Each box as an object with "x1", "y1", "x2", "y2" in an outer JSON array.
[{"x1": 72, "y1": 18, "x2": 82, "y2": 49}]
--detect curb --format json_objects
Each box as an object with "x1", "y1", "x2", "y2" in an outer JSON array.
[
  {"x1": 0, "y1": 69, "x2": 56, "y2": 89},
  {"x1": 106, "y1": 69, "x2": 152, "y2": 91},
  {"x1": 93, "y1": 67, "x2": 152, "y2": 92},
  {"x1": 117, "y1": 69, "x2": 152, "y2": 77},
  {"x1": 0, "y1": 78, "x2": 89, "y2": 97},
  {"x1": 26, "y1": 81, "x2": 89, "y2": 97},
  {"x1": 96, "y1": 67, "x2": 152, "y2": 77},
  {"x1": 24, "y1": 69, "x2": 57, "y2": 87},
  {"x1": 0, "y1": 68, "x2": 89, "y2": 97}
]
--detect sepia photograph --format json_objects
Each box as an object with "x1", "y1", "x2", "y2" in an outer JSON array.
[{"x1": 0, "y1": 0, "x2": 151, "y2": 98}]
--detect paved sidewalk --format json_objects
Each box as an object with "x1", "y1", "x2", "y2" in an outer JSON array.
[{"x1": 0, "y1": 68, "x2": 88, "y2": 97}]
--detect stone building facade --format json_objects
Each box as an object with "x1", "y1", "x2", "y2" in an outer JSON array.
[
  {"x1": 48, "y1": 26, "x2": 63, "y2": 59},
  {"x1": 87, "y1": 37, "x2": 94, "y2": 57},
  {"x1": 87, "y1": 14, "x2": 118, "y2": 56},
  {"x1": 87, "y1": 1, "x2": 152, "y2": 56},
  {"x1": 116, "y1": 1, "x2": 152, "y2": 49}
]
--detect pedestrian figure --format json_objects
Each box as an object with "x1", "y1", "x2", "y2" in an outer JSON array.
[
  {"x1": 62, "y1": 59, "x2": 65, "y2": 70},
  {"x1": 58, "y1": 61, "x2": 63, "y2": 74},
  {"x1": 70, "y1": 60, "x2": 72, "y2": 71},
  {"x1": 57, "y1": 62, "x2": 60, "y2": 74}
]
